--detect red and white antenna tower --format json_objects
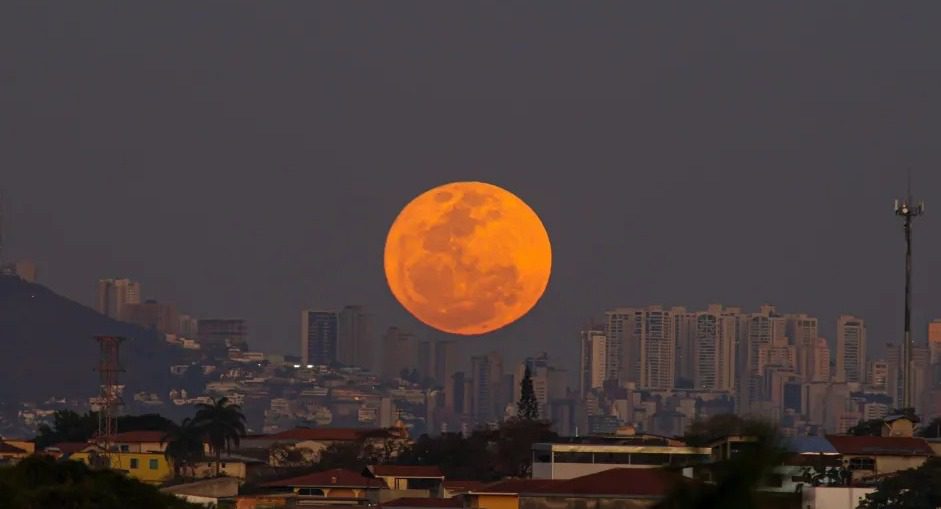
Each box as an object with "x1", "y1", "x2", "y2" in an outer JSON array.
[{"x1": 94, "y1": 335, "x2": 126, "y2": 453}]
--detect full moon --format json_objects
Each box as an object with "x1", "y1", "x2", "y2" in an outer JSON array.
[{"x1": 384, "y1": 181, "x2": 552, "y2": 335}]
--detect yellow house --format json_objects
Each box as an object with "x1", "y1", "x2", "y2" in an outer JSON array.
[
  {"x1": 0, "y1": 441, "x2": 32, "y2": 463},
  {"x1": 826, "y1": 435, "x2": 933, "y2": 482},
  {"x1": 71, "y1": 450, "x2": 173, "y2": 485}
]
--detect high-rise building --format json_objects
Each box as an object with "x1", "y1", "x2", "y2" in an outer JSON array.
[
  {"x1": 417, "y1": 340, "x2": 434, "y2": 381},
  {"x1": 579, "y1": 328, "x2": 607, "y2": 396},
  {"x1": 514, "y1": 353, "x2": 552, "y2": 418},
  {"x1": 381, "y1": 326, "x2": 417, "y2": 380},
  {"x1": 301, "y1": 310, "x2": 338, "y2": 366},
  {"x1": 811, "y1": 338, "x2": 831, "y2": 383},
  {"x1": 198, "y1": 318, "x2": 247, "y2": 348},
  {"x1": 121, "y1": 300, "x2": 179, "y2": 335},
  {"x1": 470, "y1": 352, "x2": 503, "y2": 422},
  {"x1": 886, "y1": 342, "x2": 902, "y2": 406},
  {"x1": 738, "y1": 305, "x2": 786, "y2": 409},
  {"x1": 870, "y1": 359, "x2": 889, "y2": 392},
  {"x1": 337, "y1": 305, "x2": 372, "y2": 370},
  {"x1": 672, "y1": 307, "x2": 693, "y2": 385},
  {"x1": 604, "y1": 310, "x2": 631, "y2": 383},
  {"x1": 96, "y1": 278, "x2": 141, "y2": 319},
  {"x1": 610, "y1": 306, "x2": 676, "y2": 389},
  {"x1": 434, "y1": 340, "x2": 459, "y2": 386},
  {"x1": 178, "y1": 314, "x2": 199, "y2": 338},
  {"x1": 835, "y1": 315, "x2": 866, "y2": 383},
  {"x1": 13, "y1": 259, "x2": 37, "y2": 283},
  {"x1": 787, "y1": 314, "x2": 819, "y2": 381},
  {"x1": 691, "y1": 305, "x2": 736, "y2": 391},
  {"x1": 929, "y1": 319, "x2": 941, "y2": 364}
]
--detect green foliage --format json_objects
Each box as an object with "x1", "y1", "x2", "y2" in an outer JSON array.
[
  {"x1": 683, "y1": 414, "x2": 770, "y2": 447},
  {"x1": 161, "y1": 418, "x2": 206, "y2": 479},
  {"x1": 35, "y1": 411, "x2": 175, "y2": 449},
  {"x1": 516, "y1": 366, "x2": 539, "y2": 421},
  {"x1": 193, "y1": 397, "x2": 247, "y2": 476},
  {"x1": 396, "y1": 418, "x2": 557, "y2": 481},
  {"x1": 858, "y1": 457, "x2": 941, "y2": 509},
  {"x1": 847, "y1": 419, "x2": 884, "y2": 437},
  {"x1": 0, "y1": 456, "x2": 199, "y2": 509},
  {"x1": 659, "y1": 416, "x2": 788, "y2": 509}
]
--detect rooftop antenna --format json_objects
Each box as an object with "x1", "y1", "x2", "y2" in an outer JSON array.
[{"x1": 894, "y1": 169, "x2": 924, "y2": 412}]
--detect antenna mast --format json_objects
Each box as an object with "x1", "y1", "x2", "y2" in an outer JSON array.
[
  {"x1": 94, "y1": 336, "x2": 126, "y2": 456},
  {"x1": 894, "y1": 174, "x2": 924, "y2": 412}
]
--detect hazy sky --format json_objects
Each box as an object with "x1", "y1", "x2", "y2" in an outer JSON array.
[{"x1": 3, "y1": 3, "x2": 941, "y2": 366}]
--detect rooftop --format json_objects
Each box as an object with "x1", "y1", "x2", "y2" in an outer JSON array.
[
  {"x1": 471, "y1": 469, "x2": 680, "y2": 498},
  {"x1": 825, "y1": 435, "x2": 934, "y2": 457},
  {"x1": 261, "y1": 468, "x2": 387, "y2": 488},
  {"x1": 110, "y1": 430, "x2": 167, "y2": 443},
  {"x1": 382, "y1": 497, "x2": 462, "y2": 508},
  {"x1": 370, "y1": 465, "x2": 444, "y2": 478},
  {"x1": 0, "y1": 442, "x2": 27, "y2": 454},
  {"x1": 267, "y1": 427, "x2": 389, "y2": 442}
]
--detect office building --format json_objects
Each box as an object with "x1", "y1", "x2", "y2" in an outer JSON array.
[
  {"x1": 836, "y1": 315, "x2": 867, "y2": 383},
  {"x1": 96, "y1": 278, "x2": 141, "y2": 319},
  {"x1": 301, "y1": 310, "x2": 338, "y2": 366}
]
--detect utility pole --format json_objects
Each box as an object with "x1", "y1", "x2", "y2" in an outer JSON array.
[{"x1": 895, "y1": 183, "x2": 924, "y2": 412}]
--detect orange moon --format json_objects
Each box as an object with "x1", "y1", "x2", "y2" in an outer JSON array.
[{"x1": 384, "y1": 181, "x2": 552, "y2": 335}]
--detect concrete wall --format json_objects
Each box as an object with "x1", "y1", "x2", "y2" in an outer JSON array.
[
  {"x1": 802, "y1": 487, "x2": 875, "y2": 509},
  {"x1": 533, "y1": 462, "x2": 652, "y2": 480}
]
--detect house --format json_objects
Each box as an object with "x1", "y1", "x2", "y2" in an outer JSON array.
[
  {"x1": 191, "y1": 454, "x2": 267, "y2": 482},
  {"x1": 70, "y1": 449, "x2": 173, "y2": 484},
  {"x1": 0, "y1": 442, "x2": 30, "y2": 464},
  {"x1": 443, "y1": 480, "x2": 486, "y2": 498},
  {"x1": 382, "y1": 497, "x2": 463, "y2": 509},
  {"x1": 244, "y1": 427, "x2": 409, "y2": 466},
  {"x1": 261, "y1": 467, "x2": 386, "y2": 504},
  {"x1": 466, "y1": 469, "x2": 683, "y2": 509},
  {"x1": 161, "y1": 477, "x2": 240, "y2": 507},
  {"x1": 44, "y1": 441, "x2": 96, "y2": 459},
  {"x1": 826, "y1": 435, "x2": 933, "y2": 482},
  {"x1": 108, "y1": 430, "x2": 168, "y2": 453},
  {"x1": 532, "y1": 435, "x2": 710, "y2": 479},
  {"x1": 368, "y1": 465, "x2": 445, "y2": 498}
]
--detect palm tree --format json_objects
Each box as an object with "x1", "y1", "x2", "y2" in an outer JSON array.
[
  {"x1": 193, "y1": 397, "x2": 247, "y2": 476},
  {"x1": 162, "y1": 418, "x2": 205, "y2": 479}
]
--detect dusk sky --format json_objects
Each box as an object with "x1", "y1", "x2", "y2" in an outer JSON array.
[{"x1": 3, "y1": 3, "x2": 941, "y2": 364}]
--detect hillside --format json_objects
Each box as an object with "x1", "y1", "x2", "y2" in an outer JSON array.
[{"x1": 0, "y1": 275, "x2": 179, "y2": 402}]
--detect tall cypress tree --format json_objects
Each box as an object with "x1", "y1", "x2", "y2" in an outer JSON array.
[{"x1": 517, "y1": 365, "x2": 539, "y2": 420}]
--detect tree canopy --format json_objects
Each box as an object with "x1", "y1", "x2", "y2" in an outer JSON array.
[
  {"x1": 859, "y1": 457, "x2": 941, "y2": 509},
  {"x1": 35, "y1": 411, "x2": 175, "y2": 448},
  {"x1": 517, "y1": 366, "x2": 539, "y2": 421},
  {"x1": 0, "y1": 456, "x2": 199, "y2": 509}
]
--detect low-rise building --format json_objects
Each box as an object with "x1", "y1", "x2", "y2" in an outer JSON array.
[
  {"x1": 532, "y1": 436, "x2": 710, "y2": 479},
  {"x1": 260, "y1": 468, "x2": 386, "y2": 504},
  {"x1": 826, "y1": 435, "x2": 933, "y2": 483}
]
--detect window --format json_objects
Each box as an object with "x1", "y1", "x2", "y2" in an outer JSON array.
[
  {"x1": 129, "y1": 458, "x2": 139, "y2": 469},
  {"x1": 630, "y1": 453, "x2": 670, "y2": 465},
  {"x1": 149, "y1": 459, "x2": 159, "y2": 470},
  {"x1": 593, "y1": 452, "x2": 631, "y2": 464},
  {"x1": 553, "y1": 451, "x2": 594, "y2": 463},
  {"x1": 533, "y1": 451, "x2": 551, "y2": 463},
  {"x1": 119, "y1": 445, "x2": 129, "y2": 452},
  {"x1": 298, "y1": 488, "x2": 325, "y2": 496},
  {"x1": 849, "y1": 457, "x2": 875, "y2": 470}
]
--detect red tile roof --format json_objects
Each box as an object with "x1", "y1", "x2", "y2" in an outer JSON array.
[
  {"x1": 370, "y1": 465, "x2": 444, "y2": 478},
  {"x1": 261, "y1": 468, "x2": 387, "y2": 488},
  {"x1": 0, "y1": 442, "x2": 27, "y2": 454},
  {"x1": 267, "y1": 427, "x2": 384, "y2": 442},
  {"x1": 537, "y1": 468, "x2": 679, "y2": 497},
  {"x1": 382, "y1": 497, "x2": 462, "y2": 508},
  {"x1": 110, "y1": 430, "x2": 167, "y2": 443},
  {"x1": 443, "y1": 480, "x2": 486, "y2": 493},
  {"x1": 826, "y1": 435, "x2": 934, "y2": 457},
  {"x1": 473, "y1": 469, "x2": 680, "y2": 498},
  {"x1": 46, "y1": 442, "x2": 93, "y2": 456}
]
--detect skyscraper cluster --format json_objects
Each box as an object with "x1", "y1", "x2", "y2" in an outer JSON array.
[{"x1": 579, "y1": 304, "x2": 941, "y2": 435}]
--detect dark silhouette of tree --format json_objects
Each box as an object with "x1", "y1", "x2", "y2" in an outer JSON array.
[
  {"x1": 659, "y1": 418, "x2": 788, "y2": 509},
  {"x1": 36, "y1": 411, "x2": 174, "y2": 448},
  {"x1": 517, "y1": 366, "x2": 539, "y2": 420},
  {"x1": 0, "y1": 456, "x2": 199, "y2": 509},
  {"x1": 859, "y1": 457, "x2": 941, "y2": 508},
  {"x1": 919, "y1": 417, "x2": 941, "y2": 438},
  {"x1": 847, "y1": 419, "x2": 884, "y2": 436},
  {"x1": 193, "y1": 397, "x2": 247, "y2": 476},
  {"x1": 683, "y1": 414, "x2": 769, "y2": 447},
  {"x1": 489, "y1": 417, "x2": 557, "y2": 478},
  {"x1": 161, "y1": 418, "x2": 205, "y2": 479}
]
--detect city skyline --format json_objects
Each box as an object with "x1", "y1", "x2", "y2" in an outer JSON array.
[{"x1": 3, "y1": 3, "x2": 941, "y2": 363}]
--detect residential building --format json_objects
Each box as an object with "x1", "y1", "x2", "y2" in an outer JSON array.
[
  {"x1": 691, "y1": 306, "x2": 736, "y2": 391},
  {"x1": 811, "y1": 338, "x2": 831, "y2": 383},
  {"x1": 301, "y1": 310, "x2": 339, "y2": 366},
  {"x1": 382, "y1": 327, "x2": 418, "y2": 380},
  {"x1": 96, "y1": 278, "x2": 141, "y2": 318},
  {"x1": 197, "y1": 319, "x2": 248, "y2": 348},
  {"x1": 260, "y1": 468, "x2": 385, "y2": 502},
  {"x1": 120, "y1": 300, "x2": 179, "y2": 335},
  {"x1": 470, "y1": 352, "x2": 504, "y2": 422},
  {"x1": 835, "y1": 315, "x2": 866, "y2": 383},
  {"x1": 826, "y1": 434, "x2": 932, "y2": 482},
  {"x1": 929, "y1": 319, "x2": 941, "y2": 364},
  {"x1": 579, "y1": 328, "x2": 607, "y2": 396},
  {"x1": 531, "y1": 436, "x2": 710, "y2": 479},
  {"x1": 787, "y1": 314, "x2": 819, "y2": 381},
  {"x1": 434, "y1": 339, "x2": 459, "y2": 387}
]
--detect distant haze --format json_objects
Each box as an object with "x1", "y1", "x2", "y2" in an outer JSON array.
[{"x1": 2, "y1": 3, "x2": 941, "y2": 366}]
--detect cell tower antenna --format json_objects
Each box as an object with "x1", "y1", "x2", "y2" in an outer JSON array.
[
  {"x1": 94, "y1": 336, "x2": 126, "y2": 457},
  {"x1": 894, "y1": 173, "x2": 924, "y2": 412}
]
